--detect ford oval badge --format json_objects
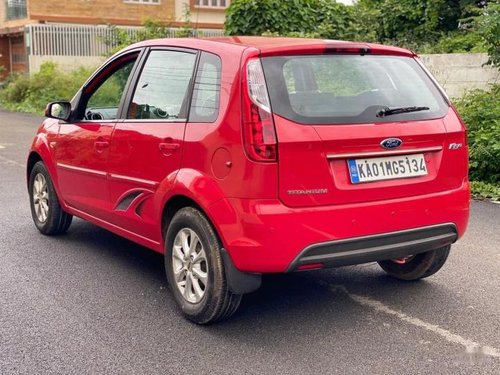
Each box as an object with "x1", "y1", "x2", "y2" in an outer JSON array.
[{"x1": 380, "y1": 138, "x2": 403, "y2": 149}]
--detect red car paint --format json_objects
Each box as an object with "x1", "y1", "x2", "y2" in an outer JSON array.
[{"x1": 28, "y1": 37, "x2": 469, "y2": 273}]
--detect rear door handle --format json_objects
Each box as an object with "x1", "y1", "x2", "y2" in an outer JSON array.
[
  {"x1": 94, "y1": 140, "x2": 109, "y2": 153},
  {"x1": 159, "y1": 142, "x2": 180, "y2": 155}
]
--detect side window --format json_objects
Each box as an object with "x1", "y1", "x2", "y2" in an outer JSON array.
[
  {"x1": 127, "y1": 50, "x2": 197, "y2": 120},
  {"x1": 84, "y1": 57, "x2": 137, "y2": 120},
  {"x1": 189, "y1": 52, "x2": 222, "y2": 123}
]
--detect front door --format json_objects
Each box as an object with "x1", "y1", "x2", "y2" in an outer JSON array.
[
  {"x1": 107, "y1": 49, "x2": 198, "y2": 241},
  {"x1": 55, "y1": 53, "x2": 139, "y2": 219}
]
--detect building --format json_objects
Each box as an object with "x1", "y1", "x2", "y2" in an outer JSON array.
[{"x1": 0, "y1": 0, "x2": 228, "y2": 78}]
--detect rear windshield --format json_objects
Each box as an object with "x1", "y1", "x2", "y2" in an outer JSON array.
[{"x1": 261, "y1": 55, "x2": 448, "y2": 124}]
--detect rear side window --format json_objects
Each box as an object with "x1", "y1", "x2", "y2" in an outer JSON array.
[
  {"x1": 189, "y1": 52, "x2": 222, "y2": 123},
  {"x1": 262, "y1": 55, "x2": 448, "y2": 124}
]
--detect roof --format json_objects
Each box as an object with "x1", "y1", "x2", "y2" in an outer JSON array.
[
  {"x1": 206, "y1": 36, "x2": 415, "y2": 57},
  {"x1": 129, "y1": 36, "x2": 415, "y2": 57}
]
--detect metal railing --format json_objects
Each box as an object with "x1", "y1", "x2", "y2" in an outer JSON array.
[
  {"x1": 26, "y1": 24, "x2": 225, "y2": 57},
  {"x1": 6, "y1": 0, "x2": 27, "y2": 20},
  {"x1": 27, "y1": 24, "x2": 137, "y2": 57}
]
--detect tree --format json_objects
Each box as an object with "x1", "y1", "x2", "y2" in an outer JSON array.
[
  {"x1": 224, "y1": 0, "x2": 494, "y2": 49},
  {"x1": 225, "y1": 0, "x2": 356, "y2": 40},
  {"x1": 475, "y1": 2, "x2": 500, "y2": 67}
]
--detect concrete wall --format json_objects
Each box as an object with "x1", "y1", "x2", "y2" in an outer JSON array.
[{"x1": 420, "y1": 53, "x2": 499, "y2": 98}]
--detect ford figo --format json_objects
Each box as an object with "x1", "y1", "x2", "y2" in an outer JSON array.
[{"x1": 27, "y1": 37, "x2": 470, "y2": 323}]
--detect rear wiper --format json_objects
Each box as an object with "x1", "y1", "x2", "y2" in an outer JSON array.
[{"x1": 376, "y1": 106, "x2": 430, "y2": 117}]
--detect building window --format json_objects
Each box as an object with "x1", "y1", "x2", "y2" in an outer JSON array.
[
  {"x1": 194, "y1": 0, "x2": 229, "y2": 9},
  {"x1": 6, "y1": 0, "x2": 27, "y2": 20},
  {"x1": 12, "y1": 53, "x2": 27, "y2": 64},
  {"x1": 123, "y1": 0, "x2": 161, "y2": 4}
]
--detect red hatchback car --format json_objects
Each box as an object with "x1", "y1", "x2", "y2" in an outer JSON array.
[{"x1": 28, "y1": 37, "x2": 469, "y2": 323}]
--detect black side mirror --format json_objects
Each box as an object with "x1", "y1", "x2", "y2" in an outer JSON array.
[{"x1": 45, "y1": 102, "x2": 72, "y2": 121}]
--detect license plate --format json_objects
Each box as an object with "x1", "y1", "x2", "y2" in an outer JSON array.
[{"x1": 348, "y1": 154, "x2": 427, "y2": 184}]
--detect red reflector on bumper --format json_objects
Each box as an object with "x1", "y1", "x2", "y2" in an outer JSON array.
[{"x1": 296, "y1": 263, "x2": 324, "y2": 271}]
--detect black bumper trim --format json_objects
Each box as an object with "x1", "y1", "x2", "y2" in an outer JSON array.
[{"x1": 287, "y1": 223, "x2": 458, "y2": 272}]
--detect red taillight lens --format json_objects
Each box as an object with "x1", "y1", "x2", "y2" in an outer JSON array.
[
  {"x1": 243, "y1": 99, "x2": 277, "y2": 161},
  {"x1": 242, "y1": 58, "x2": 277, "y2": 162}
]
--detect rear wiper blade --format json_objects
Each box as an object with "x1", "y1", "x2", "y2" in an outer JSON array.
[{"x1": 376, "y1": 106, "x2": 430, "y2": 117}]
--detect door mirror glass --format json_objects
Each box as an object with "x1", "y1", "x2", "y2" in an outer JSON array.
[{"x1": 45, "y1": 101, "x2": 71, "y2": 121}]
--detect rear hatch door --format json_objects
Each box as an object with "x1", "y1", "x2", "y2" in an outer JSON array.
[{"x1": 261, "y1": 53, "x2": 464, "y2": 208}]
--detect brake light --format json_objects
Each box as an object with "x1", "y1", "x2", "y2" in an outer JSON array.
[{"x1": 242, "y1": 58, "x2": 277, "y2": 162}]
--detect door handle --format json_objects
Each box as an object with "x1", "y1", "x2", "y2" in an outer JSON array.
[
  {"x1": 159, "y1": 142, "x2": 180, "y2": 155},
  {"x1": 94, "y1": 140, "x2": 109, "y2": 153}
]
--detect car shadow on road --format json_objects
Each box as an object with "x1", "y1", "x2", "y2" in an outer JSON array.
[
  {"x1": 55, "y1": 219, "x2": 467, "y2": 340},
  {"x1": 58, "y1": 218, "x2": 167, "y2": 280}
]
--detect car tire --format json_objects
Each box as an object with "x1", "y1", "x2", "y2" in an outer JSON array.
[
  {"x1": 165, "y1": 207, "x2": 242, "y2": 324},
  {"x1": 377, "y1": 245, "x2": 451, "y2": 281},
  {"x1": 29, "y1": 161, "x2": 73, "y2": 235}
]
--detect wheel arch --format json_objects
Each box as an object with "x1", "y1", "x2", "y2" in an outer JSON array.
[
  {"x1": 26, "y1": 151, "x2": 43, "y2": 189},
  {"x1": 160, "y1": 193, "x2": 261, "y2": 295},
  {"x1": 161, "y1": 194, "x2": 205, "y2": 242},
  {"x1": 159, "y1": 168, "x2": 227, "y2": 244},
  {"x1": 27, "y1": 141, "x2": 65, "y2": 211}
]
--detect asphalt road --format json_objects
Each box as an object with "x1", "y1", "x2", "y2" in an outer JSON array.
[{"x1": 1, "y1": 110, "x2": 499, "y2": 375}]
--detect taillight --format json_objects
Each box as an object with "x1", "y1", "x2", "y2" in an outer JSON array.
[{"x1": 242, "y1": 58, "x2": 277, "y2": 162}]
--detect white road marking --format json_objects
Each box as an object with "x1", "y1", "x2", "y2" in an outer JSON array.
[{"x1": 329, "y1": 284, "x2": 500, "y2": 358}]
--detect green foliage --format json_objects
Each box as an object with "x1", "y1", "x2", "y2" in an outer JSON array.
[
  {"x1": 105, "y1": 18, "x2": 172, "y2": 56},
  {"x1": 474, "y1": 2, "x2": 500, "y2": 67},
  {"x1": 359, "y1": 0, "x2": 490, "y2": 51},
  {"x1": 105, "y1": 12, "x2": 198, "y2": 56},
  {"x1": 176, "y1": 4, "x2": 197, "y2": 38},
  {"x1": 225, "y1": 0, "x2": 356, "y2": 40},
  {"x1": 470, "y1": 181, "x2": 500, "y2": 201},
  {"x1": 454, "y1": 84, "x2": 500, "y2": 185},
  {"x1": 225, "y1": 0, "x2": 496, "y2": 58},
  {"x1": 0, "y1": 62, "x2": 93, "y2": 114},
  {"x1": 418, "y1": 31, "x2": 485, "y2": 54}
]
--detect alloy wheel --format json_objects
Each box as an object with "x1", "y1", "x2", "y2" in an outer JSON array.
[
  {"x1": 33, "y1": 173, "x2": 49, "y2": 223},
  {"x1": 172, "y1": 228, "x2": 209, "y2": 303}
]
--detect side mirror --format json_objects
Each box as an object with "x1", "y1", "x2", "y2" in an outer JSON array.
[{"x1": 45, "y1": 102, "x2": 72, "y2": 121}]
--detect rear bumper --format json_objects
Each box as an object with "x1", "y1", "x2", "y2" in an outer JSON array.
[
  {"x1": 207, "y1": 181, "x2": 469, "y2": 273},
  {"x1": 286, "y1": 223, "x2": 457, "y2": 272}
]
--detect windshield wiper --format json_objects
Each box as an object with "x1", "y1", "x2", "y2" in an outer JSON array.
[{"x1": 376, "y1": 106, "x2": 430, "y2": 117}]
